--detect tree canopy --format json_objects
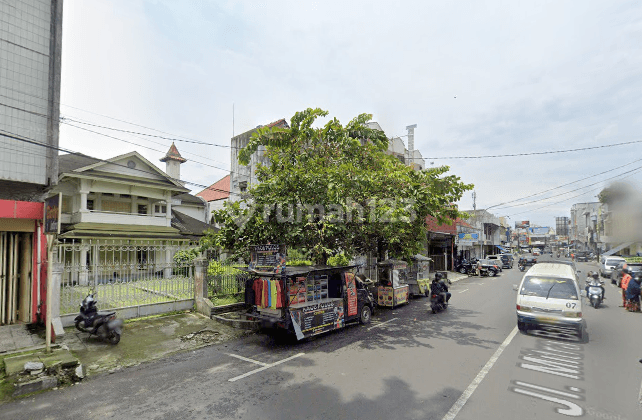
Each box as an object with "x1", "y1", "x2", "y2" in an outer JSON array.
[{"x1": 202, "y1": 108, "x2": 474, "y2": 264}]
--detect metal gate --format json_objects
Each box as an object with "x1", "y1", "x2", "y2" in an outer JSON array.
[{"x1": 56, "y1": 239, "x2": 195, "y2": 315}]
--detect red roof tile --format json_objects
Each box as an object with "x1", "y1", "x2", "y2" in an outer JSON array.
[
  {"x1": 266, "y1": 119, "x2": 289, "y2": 129},
  {"x1": 197, "y1": 175, "x2": 230, "y2": 202},
  {"x1": 160, "y1": 142, "x2": 187, "y2": 163}
]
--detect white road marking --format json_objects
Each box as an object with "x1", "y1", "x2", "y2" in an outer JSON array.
[
  {"x1": 458, "y1": 289, "x2": 469, "y2": 294},
  {"x1": 227, "y1": 353, "x2": 268, "y2": 367},
  {"x1": 228, "y1": 352, "x2": 305, "y2": 382},
  {"x1": 367, "y1": 318, "x2": 398, "y2": 331},
  {"x1": 442, "y1": 326, "x2": 518, "y2": 420},
  {"x1": 639, "y1": 376, "x2": 642, "y2": 410}
]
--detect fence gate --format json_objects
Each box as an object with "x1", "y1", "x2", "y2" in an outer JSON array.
[{"x1": 56, "y1": 240, "x2": 195, "y2": 316}]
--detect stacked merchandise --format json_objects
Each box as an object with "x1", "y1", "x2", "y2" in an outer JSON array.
[{"x1": 288, "y1": 275, "x2": 329, "y2": 305}]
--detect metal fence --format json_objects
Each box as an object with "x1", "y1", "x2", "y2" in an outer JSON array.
[
  {"x1": 206, "y1": 261, "x2": 250, "y2": 305},
  {"x1": 55, "y1": 239, "x2": 196, "y2": 315}
]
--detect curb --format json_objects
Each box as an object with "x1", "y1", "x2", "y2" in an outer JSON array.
[{"x1": 211, "y1": 314, "x2": 260, "y2": 331}]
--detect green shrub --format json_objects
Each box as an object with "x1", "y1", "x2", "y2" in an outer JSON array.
[
  {"x1": 207, "y1": 260, "x2": 225, "y2": 277},
  {"x1": 288, "y1": 259, "x2": 312, "y2": 266},
  {"x1": 327, "y1": 253, "x2": 350, "y2": 266}
]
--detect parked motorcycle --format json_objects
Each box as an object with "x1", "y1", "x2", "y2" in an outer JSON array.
[
  {"x1": 430, "y1": 293, "x2": 448, "y2": 314},
  {"x1": 74, "y1": 294, "x2": 123, "y2": 344}
]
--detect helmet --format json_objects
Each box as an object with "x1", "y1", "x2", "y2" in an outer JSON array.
[
  {"x1": 434, "y1": 272, "x2": 443, "y2": 281},
  {"x1": 592, "y1": 272, "x2": 599, "y2": 280},
  {"x1": 623, "y1": 267, "x2": 632, "y2": 274}
]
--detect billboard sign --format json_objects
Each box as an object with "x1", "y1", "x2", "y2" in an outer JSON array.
[
  {"x1": 529, "y1": 227, "x2": 549, "y2": 235},
  {"x1": 515, "y1": 221, "x2": 530, "y2": 229},
  {"x1": 457, "y1": 232, "x2": 479, "y2": 245}
]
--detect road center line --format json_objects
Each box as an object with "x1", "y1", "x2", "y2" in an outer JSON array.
[
  {"x1": 228, "y1": 353, "x2": 305, "y2": 382},
  {"x1": 227, "y1": 353, "x2": 269, "y2": 367},
  {"x1": 367, "y1": 318, "x2": 398, "y2": 331},
  {"x1": 442, "y1": 326, "x2": 518, "y2": 420},
  {"x1": 458, "y1": 289, "x2": 469, "y2": 293}
]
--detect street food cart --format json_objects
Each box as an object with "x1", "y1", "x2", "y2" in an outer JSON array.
[
  {"x1": 407, "y1": 254, "x2": 432, "y2": 297},
  {"x1": 242, "y1": 245, "x2": 376, "y2": 340},
  {"x1": 375, "y1": 259, "x2": 410, "y2": 307}
]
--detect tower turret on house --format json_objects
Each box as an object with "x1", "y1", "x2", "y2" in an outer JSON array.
[{"x1": 160, "y1": 142, "x2": 187, "y2": 182}]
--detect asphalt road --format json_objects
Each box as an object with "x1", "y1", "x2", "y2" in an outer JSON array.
[{"x1": 2, "y1": 257, "x2": 641, "y2": 420}]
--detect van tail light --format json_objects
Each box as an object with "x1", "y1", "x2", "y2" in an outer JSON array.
[{"x1": 516, "y1": 304, "x2": 520, "y2": 310}]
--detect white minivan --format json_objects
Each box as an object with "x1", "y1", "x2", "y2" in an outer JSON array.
[{"x1": 515, "y1": 263, "x2": 585, "y2": 340}]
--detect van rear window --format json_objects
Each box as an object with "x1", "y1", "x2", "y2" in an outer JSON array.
[{"x1": 520, "y1": 277, "x2": 578, "y2": 300}]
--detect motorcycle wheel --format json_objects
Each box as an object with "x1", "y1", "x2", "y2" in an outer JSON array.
[
  {"x1": 75, "y1": 319, "x2": 83, "y2": 332},
  {"x1": 109, "y1": 332, "x2": 121, "y2": 345},
  {"x1": 491, "y1": 270, "x2": 497, "y2": 277},
  {"x1": 459, "y1": 267, "x2": 467, "y2": 274}
]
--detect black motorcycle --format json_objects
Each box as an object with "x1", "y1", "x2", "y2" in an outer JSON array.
[
  {"x1": 455, "y1": 259, "x2": 475, "y2": 275},
  {"x1": 74, "y1": 294, "x2": 123, "y2": 344},
  {"x1": 430, "y1": 293, "x2": 448, "y2": 314}
]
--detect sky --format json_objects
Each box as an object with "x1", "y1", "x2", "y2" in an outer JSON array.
[{"x1": 58, "y1": 0, "x2": 642, "y2": 228}]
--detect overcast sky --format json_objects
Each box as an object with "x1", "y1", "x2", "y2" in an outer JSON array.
[{"x1": 59, "y1": 0, "x2": 642, "y2": 228}]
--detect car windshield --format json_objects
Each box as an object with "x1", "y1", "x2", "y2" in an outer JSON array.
[{"x1": 520, "y1": 277, "x2": 578, "y2": 300}]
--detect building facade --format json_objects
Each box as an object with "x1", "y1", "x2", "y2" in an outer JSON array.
[{"x1": 0, "y1": 0, "x2": 63, "y2": 325}]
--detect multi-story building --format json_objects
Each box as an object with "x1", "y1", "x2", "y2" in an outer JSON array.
[
  {"x1": 0, "y1": 0, "x2": 63, "y2": 326},
  {"x1": 570, "y1": 202, "x2": 602, "y2": 253}
]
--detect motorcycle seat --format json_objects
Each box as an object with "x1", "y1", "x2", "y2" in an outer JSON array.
[{"x1": 97, "y1": 311, "x2": 116, "y2": 317}]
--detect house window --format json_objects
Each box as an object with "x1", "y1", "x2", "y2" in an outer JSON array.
[
  {"x1": 138, "y1": 204, "x2": 148, "y2": 215},
  {"x1": 239, "y1": 181, "x2": 247, "y2": 193},
  {"x1": 120, "y1": 194, "x2": 131, "y2": 199},
  {"x1": 87, "y1": 199, "x2": 94, "y2": 211},
  {"x1": 61, "y1": 196, "x2": 71, "y2": 213},
  {"x1": 102, "y1": 200, "x2": 130, "y2": 213},
  {"x1": 154, "y1": 204, "x2": 167, "y2": 215}
]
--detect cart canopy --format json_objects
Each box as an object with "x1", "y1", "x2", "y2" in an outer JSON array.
[{"x1": 238, "y1": 265, "x2": 359, "y2": 277}]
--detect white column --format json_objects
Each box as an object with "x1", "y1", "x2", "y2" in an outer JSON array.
[
  {"x1": 79, "y1": 191, "x2": 88, "y2": 212},
  {"x1": 131, "y1": 195, "x2": 138, "y2": 214},
  {"x1": 79, "y1": 244, "x2": 89, "y2": 286},
  {"x1": 165, "y1": 192, "x2": 172, "y2": 225}
]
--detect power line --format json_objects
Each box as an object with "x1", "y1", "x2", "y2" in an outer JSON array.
[
  {"x1": 486, "y1": 158, "x2": 642, "y2": 209},
  {"x1": 61, "y1": 121, "x2": 230, "y2": 173},
  {"x1": 507, "y1": 168, "x2": 642, "y2": 217},
  {"x1": 426, "y1": 140, "x2": 642, "y2": 159},
  {"x1": 62, "y1": 117, "x2": 232, "y2": 148},
  {"x1": 0, "y1": 129, "x2": 239, "y2": 198}
]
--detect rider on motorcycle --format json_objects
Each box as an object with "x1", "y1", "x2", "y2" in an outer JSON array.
[
  {"x1": 585, "y1": 271, "x2": 605, "y2": 300},
  {"x1": 431, "y1": 273, "x2": 451, "y2": 307}
]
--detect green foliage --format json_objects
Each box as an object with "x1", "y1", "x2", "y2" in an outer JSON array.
[
  {"x1": 288, "y1": 259, "x2": 313, "y2": 266},
  {"x1": 207, "y1": 260, "x2": 225, "y2": 277},
  {"x1": 173, "y1": 248, "x2": 199, "y2": 265},
  {"x1": 202, "y1": 108, "x2": 474, "y2": 264},
  {"x1": 327, "y1": 253, "x2": 350, "y2": 266}
]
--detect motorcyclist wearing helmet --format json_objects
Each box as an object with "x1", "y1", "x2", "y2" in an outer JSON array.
[
  {"x1": 585, "y1": 271, "x2": 605, "y2": 301},
  {"x1": 431, "y1": 273, "x2": 451, "y2": 307}
]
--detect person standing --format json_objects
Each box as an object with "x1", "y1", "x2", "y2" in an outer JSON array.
[
  {"x1": 625, "y1": 274, "x2": 641, "y2": 312},
  {"x1": 620, "y1": 267, "x2": 632, "y2": 308}
]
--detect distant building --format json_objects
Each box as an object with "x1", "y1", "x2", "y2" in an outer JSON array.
[{"x1": 197, "y1": 174, "x2": 230, "y2": 224}]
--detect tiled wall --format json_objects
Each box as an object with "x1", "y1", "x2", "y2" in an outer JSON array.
[{"x1": 0, "y1": 0, "x2": 53, "y2": 185}]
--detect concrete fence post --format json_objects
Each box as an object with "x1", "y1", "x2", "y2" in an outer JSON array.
[
  {"x1": 50, "y1": 261, "x2": 65, "y2": 337},
  {"x1": 193, "y1": 258, "x2": 213, "y2": 317}
]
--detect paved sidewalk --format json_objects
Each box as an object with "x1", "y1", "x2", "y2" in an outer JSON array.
[{"x1": 0, "y1": 324, "x2": 45, "y2": 354}]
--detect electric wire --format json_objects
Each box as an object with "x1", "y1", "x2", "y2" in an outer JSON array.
[{"x1": 0, "y1": 129, "x2": 239, "y2": 198}]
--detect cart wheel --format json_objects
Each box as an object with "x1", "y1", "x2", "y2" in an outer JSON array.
[{"x1": 360, "y1": 305, "x2": 372, "y2": 325}]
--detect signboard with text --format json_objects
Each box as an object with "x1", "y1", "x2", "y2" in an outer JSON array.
[
  {"x1": 249, "y1": 244, "x2": 286, "y2": 273},
  {"x1": 44, "y1": 193, "x2": 61, "y2": 234},
  {"x1": 290, "y1": 299, "x2": 345, "y2": 337}
]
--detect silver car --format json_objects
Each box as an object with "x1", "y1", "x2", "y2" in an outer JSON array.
[{"x1": 599, "y1": 256, "x2": 626, "y2": 278}]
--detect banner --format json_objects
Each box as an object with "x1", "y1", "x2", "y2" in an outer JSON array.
[
  {"x1": 290, "y1": 299, "x2": 345, "y2": 337},
  {"x1": 249, "y1": 244, "x2": 286, "y2": 273},
  {"x1": 344, "y1": 272, "x2": 358, "y2": 317},
  {"x1": 529, "y1": 227, "x2": 549, "y2": 235},
  {"x1": 44, "y1": 193, "x2": 61, "y2": 234}
]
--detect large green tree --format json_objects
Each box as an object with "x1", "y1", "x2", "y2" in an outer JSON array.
[{"x1": 202, "y1": 108, "x2": 473, "y2": 264}]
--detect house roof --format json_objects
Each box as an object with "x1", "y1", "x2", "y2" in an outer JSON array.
[
  {"x1": 58, "y1": 154, "x2": 101, "y2": 175},
  {"x1": 174, "y1": 192, "x2": 205, "y2": 206},
  {"x1": 266, "y1": 119, "x2": 289, "y2": 129},
  {"x1": 160, "y1": 142, "x2": 187, "y2": 163},
  {"x1": 171, "y1": 210, "x2": 214, "y2": 237},
  {"x1": 196, "y1": 175, "x2": 230, "y2": 202}
]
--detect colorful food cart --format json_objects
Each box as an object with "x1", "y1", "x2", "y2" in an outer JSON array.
[
  {"x1": 242, "y1": 245, "x2": 376, "y2": 340},
  {"x1": 376, "y1": 259, "x2": 410, "y2": 308}
]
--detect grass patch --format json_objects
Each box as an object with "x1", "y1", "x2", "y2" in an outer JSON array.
[{"x1": 212, "y1": 295, "x2": 244, "y2": 307}]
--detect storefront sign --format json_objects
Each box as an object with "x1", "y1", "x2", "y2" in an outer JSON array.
[
  {"x1": 378, "y1": 286, "x2": 394, "y2": 306},
  {"x1": 344, "y1": 272, "x2": 358, "y2": 317},
  {"x1": 290, "y1": 299, "x2": 344, "y2": 337},
  {"x1": 458, "y1": 232, "x2": 478, "y2": 246},
  {"x1": 44, "y1": 193, "x2": 61, "y2": 234},
  {"x1": 249, "y1": 244, "x2": 286, "y2": 273}
]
